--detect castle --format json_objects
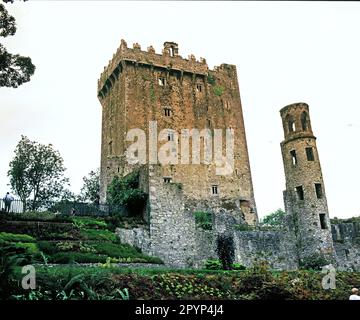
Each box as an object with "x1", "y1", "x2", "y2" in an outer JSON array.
[{"x1": 98, "y1": 40, "x2": 360, "y2": 270}]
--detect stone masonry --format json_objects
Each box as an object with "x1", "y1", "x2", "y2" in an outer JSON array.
[
  {"x1": 99, "y1": 40, "x2": 359, "y2": 270},
  {"x1": 280, "y1": 103, "x2": 335, "y2": 263}
]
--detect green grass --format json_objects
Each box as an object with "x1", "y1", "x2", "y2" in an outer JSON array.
[
  {"x1": 72, "y1": 217, "x2": 107, "y2": 229},
  {"x1": 49, "y1": 252, "x2": 109, "y2": 264},
  {"x1": 93, "y1": 242, "x2": 140, "y2": 257},
  {"x1": 79, "y1": 228, "x2": 117, "y2": 242},
  {"x1": 0, "y1": 232, "x2": 36, "y2": 243},
  {"x1": 12, "y1": 242, "x2": 39, "y2": 255},
  {"x1": 1, "y1": 214, "x2": 164, "y2": 266}
]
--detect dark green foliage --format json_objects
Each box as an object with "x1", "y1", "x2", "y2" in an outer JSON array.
[
  {"x1": 299, "y1": 253, "x2": 330, "y2": 271},
  {"x1": 0, "y1": 243, "x2": 32, "y2": 299},
  {"x1": 207, "y1": 74, "x2": 216, "y2": 85},
  {"x1": 106, "y1": 170, "x2": 147, "y2": 216},
  {"x1": 232, "y1": 263, "x2": 246, "y2": 271},
  {"x1": 234, "y1": 223, "x2": 254, "y2": 231},
  {"x1": 79, "y1": 228, "x2": 117, "y2": 242},
  {"x1": 260, "y1": 209, "x2": 286, "y2": 228},
  {"x1": 8, "y1": 135, "x2": 69, "y2": 211},
  {"x1": 0, "y1": 232, "x2": 35, "y2": 243},
  {"x1": 79, "y1": 169, "x2": 100, "y2": 205},
  {"x1": 205, "y1": 259, "x2": 246, "y2": 271},
  {"x1": 205, "y1": 259, "x2": 222, "y2": 270},
  {"x1": 0, "y1": 4, "x2": 35, "y2": 88},
  {"x1": 213, "y1": 86, "x2": 225, "y2": 96},
  {"x1": 5, "y1": 261, "x2": 360, "y2": 300},
  {"x1": 194, "y1": 211, "x2": 212, "y2": 230},
  {"x1": 0, "y1": 211, "x2": 73, "y2": 223},
  {"x1": 72, "y1": 216, "x2": 108, "y2": 229},
  {"x1": 94, "y1": 242, "x2": 141, "y2": 258},
  {"x1": 49, "y1": 252, "x2": 108, "y2": 264},
  {"x1": 236, "y1": 262, "x2": 291, "y2": 300},
  {"x1": 216, "y1": 234, "x2": 235, "y2": 270},
  {"x1": 37, "y1": 241, "x2": 58, "y2": 255},
  {"x1": 104, "y1": 215, "x2": 146, "y2": 232}
]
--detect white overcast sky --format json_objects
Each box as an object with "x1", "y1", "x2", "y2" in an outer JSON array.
[{"x1": 1, "y1": 1, "x2": 360, "y2": 219}]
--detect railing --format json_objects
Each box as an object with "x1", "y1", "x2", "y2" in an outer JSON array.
[{"x1": 0, "y1": 199, "x2": 125, "y2": 216}]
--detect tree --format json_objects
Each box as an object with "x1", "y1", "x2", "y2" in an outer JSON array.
[
  {"x1": 8, "y1": 135, "x2": 69, "y2": 211},
  {"x1": 260, "y1": 209, "x2": 286, "y2": 228},
  {"x1": 79, "y1": 168, "x2": 100, "y2": 205},
  {"x1": 107, "y1": 170, "x2": 147, "y2": 215},
  {"x1": 216, "y1": 234, "x2": 235, "y2": 270},
  {"x1": 0, "y1": 2, "x2": 35, "y2": 88}
]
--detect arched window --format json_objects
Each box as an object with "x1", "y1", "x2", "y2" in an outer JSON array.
[
  {"x1": 301, "y1": 112, "x2": 309, "y2": 131},
  {"x1": 286, "y1": 115, "x2": 295, "y2": 133}
]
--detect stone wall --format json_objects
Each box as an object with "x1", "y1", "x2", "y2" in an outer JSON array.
[
  {"x1": 332, "y1": 222, "x2": 360, "y2": 271},
  {"x1": 98, "y1": 40, "x2": 258, "y2": 225}
]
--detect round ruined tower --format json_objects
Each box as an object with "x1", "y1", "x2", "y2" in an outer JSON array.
[{"x1": 280, "y1": 102, "x2": 335, "y2": 263}]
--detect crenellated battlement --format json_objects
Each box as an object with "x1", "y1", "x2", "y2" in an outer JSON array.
[{"x1": 97, "y1": 39, "x2": 210, "y2": 97}]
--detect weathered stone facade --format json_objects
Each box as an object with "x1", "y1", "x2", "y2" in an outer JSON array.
[
  {"x1": 280, "y1": 103, "x2": 335, "y2": 263},
  {"x1": 99, "y1": 40, "x2": 358, "y2": 270},
  {"x1": 98, "y1": 40, "x2": 258, "y2": 226}
]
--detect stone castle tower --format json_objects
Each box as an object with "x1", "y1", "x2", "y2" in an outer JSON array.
[
  {"x1": 97, "y1": 40, "x2": 258, "y2": 226},
  {"x1": 280, "y1": 103, "x2": 335, "y2": 261}
]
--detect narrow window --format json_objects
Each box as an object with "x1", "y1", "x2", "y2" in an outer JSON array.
[
  {"x1": 164, "y1": 108, "x2": 171, "y2": 116},
  {"x1": 108, "y1": 141, "x2": 113, "y2": 155},
  {"x1": 168, "y1": 132, "x2": 174, "y2": 141},
  {"x1": 290, "y1": 150, "x2": 297, "y2": 165},
  {"x1": 319, "y1": 213, "x2": 327, "y2": 229},
  {"x1": 306, "y1": 147, "x2": 314, "y2": 161},
  {"x1": 315, "y1": 183, "x2": 323, "y2": 199},
  {"x1": 158, "y1": 77, "x2": 166, "y2": 86},
  {"x1": 196, "y1": 84, "x2": 202, "y2": 92},
  {"x1": 207, "y1": 119, "x2": 211, "y2": 127},
  {"x1": 301, "y1": 112, "x2": 309, "y2": 131},
  {"x1": 212, "y1": 185, "x2": 218, "y2": 195},
  {"x1": 288, "y1": 120, "x2": 295, "y2": 132},
  {"x1": 295, "y1": 186, "x2": 304, "y2": 200},
  {"x1": 344, "y1": 249, "x2": 350, "y2": 259},
  {"x1": 163, "y1": 177, "x2": 172, "y2": 183}
]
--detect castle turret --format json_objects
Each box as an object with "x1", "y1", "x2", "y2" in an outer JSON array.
[{"x1": 280, "y1": 102, "x2": 335, "y2": 263}]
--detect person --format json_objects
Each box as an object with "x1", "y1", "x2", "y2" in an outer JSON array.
[
  {"x1": 349, "y1": 288, "x2": 360, "y2": 300},
  {"x1": 3, "y1": 192, "x2": 14, "y2": 213}
]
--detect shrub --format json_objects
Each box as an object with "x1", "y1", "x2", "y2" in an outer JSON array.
[
  {"x1": 49, "y1": 252, "x2": 108, "y2": 264},
  {"x1": 12, "y1": 242, "x2": 39, "y2": 255},
  {"x1": 205, "y1": 259, "x2": 246, "y2": 271},
  {"x1": 94, "y1": 242, "x2": 139, "y2": 258},
  {"x1": 93, "y1": 243, "x2": 163, "y2": 264},
  {"x1": 106, "y1": 170, "x2": 148, "y2": 216},
  {"x1": 71, "y1": 217, "x2": 107, "y2": 229},
  {"x1": 299, "y1": 253, "x2": 330, "y2": 271},
  {"x1": 213, "y1": 86, "x2": 225, "y2": 96},
  {"x1": 194, "y1": 211, "x2": 212, "y2": 231},
  {"x1": 207, "y1": 74, "x2": 216, "y2": 85},
  {"x1": 234, "y1": 224, "x2": 254, "y2": 231},
  {"x1": 79, "y1": 229, "x2": 117, "y2": 242},
  {"x1": 260, "y1": 209, "x2": 286, "y2": 229},
  {"x1": 0, "y1": 243, "x2": 34, "y2": 299},
  {"x1": 0, "y1": 232, "x2": 36, "y2": 243},
  {"x1": 216, "y1": 234, "x2": 235, "y2": 270},
  {"x1": 232, "y1": 263, "x2": 246, "y2": 271},
  {"x1": 205, "y1": 259, "x2": 222, "y2": 270}
]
